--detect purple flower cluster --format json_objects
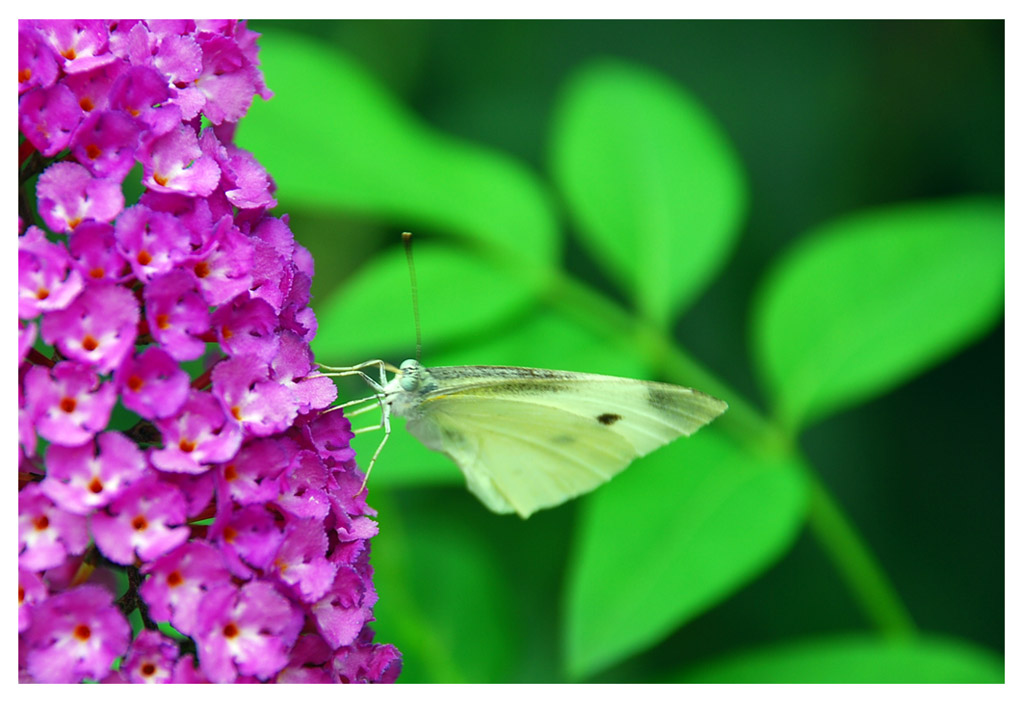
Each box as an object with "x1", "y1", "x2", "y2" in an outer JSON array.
[{"x1": 18, "y1": 20, "x2": 401, "y2": 684}]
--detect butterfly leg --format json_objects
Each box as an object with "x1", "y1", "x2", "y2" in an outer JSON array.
[
  {"x1": 315, "y1": 360, "x2": 390, "y2": 420},
  {"x1": 314, "y1": 360, "x2": 394, "y2": 497},
  {"x1": 316, "y1": 359, "x2": 394, "y2": 391},
  {"x1": 354, "y1": 399, "x2": 392, "y2": 497}
]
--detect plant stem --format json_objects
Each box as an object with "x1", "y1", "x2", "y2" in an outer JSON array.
[
  {"x1": 800, "y1": 465, "x2": 917, "y2": 638},
  {"x1": 539, "y1": 264, "x2": 917, "y2": 639}
]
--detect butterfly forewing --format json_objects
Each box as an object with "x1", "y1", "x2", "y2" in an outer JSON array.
[{"x1": 398, "y1": 366, "x2": 728, "y2": 517}]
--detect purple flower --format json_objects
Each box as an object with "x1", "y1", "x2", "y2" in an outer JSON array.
[
  {"x1": 91, "y1": 476, "x2": 190, "y2": 564},
  {"x1": 18, "y1": 24, "x2": 59, "y2": 94},
  {"x1": 19, "y1": 567, "x2": 48, "y2": 633},
  {"x1": 275, "y1": 449, "x2": 332, "y2": 520},
  {"x1": 18, "y1": 19, "x2": 400, "y2": 683},
  {"x1": 40, "y1": 283, "x2": 138, "y2": 374},
  {"x1": 35, "y1": 161, "x2": 124, "y2": 233},
  {"x1": 63, "y1": 59, "x2": 125, "y2": 114},
  {"x1": 67, "y1": 221, "x2": 130, "y2": 283},
  {"x1": 271, "y1": 518, "x2": 338, "y2": 603},
  {"x1": 140, "y1": 541, "x2": 232, "y2": 635},
  {"x1": 140, "y1": 123, "x2": 220, "y2": 196},
  {"x1": 155, "y1": 33, "x2": 203, "y2": 85},
  {"x1": 212, "y1": 354, "x2": 299, "y2": 436},
  {"x1": 114, "y1": 203, "x2": 193, "y2": 282},
  {"x1": 187, "y1": 215, "x2": 254, "y2": 305},
  {"x1": 120, "y1": 630, "x2": 181, "y2": 683},
  {"x1": 312, "y1": 565, "x2": 377, "y2": 650},
  {"x1": 211, "y1": 294, "x2": 281, "y2": 362},
  {"x1": 333, "y1": 637, "x2": 403, "y2": 684},
  {"x1": 18, "y1": 82, "x2": 83, "y2": 156},
  {"x1": 218, "y1": 143, "x2": 277, "y2": 210},
  {"x1": 194, "y1": 34, "x2": 262, "y2": 125},
  {"x1": 19, "y1": 384, "x2": 37, "y2": 459},
  {"x1": 110, "y1": 62, "x2": 167, "y2": 110},
  {"x1": 22, "y1": 585, "x2": 131, "y2": 683},
  {"x1": 143, "y1": 270, "x2": 212, "y2": 361},
  {"x1": 210, "y1": 503, "x2": 284, "y2": 577},
  {"x1": 114, "y1": 346, "x2": 190, "y2": 419},
  {"x1": 276, "y1": 634, "x2": 335, "y2": 683},
  {"x1": 272, "y1": 331, "x2": 338, "y2": 414},
  {"x1": 18, "y1": 484, "x2": 90, "y2": 572},
  {"x1": 18, "y1": 226, "x2": 85, "y2": 320},
  {"x1": 150, "y1": 389, "x2": 243, "y2": 473},
  {"x1": 70, "y1": 109, "x2": 141, "y2": 181},
  {"x1": 40, "y1": 431, "x2": 148, "y2": 514},
  {"x1": 23, "y1": 361, "x2": 116, "y2": 446},
  {"x1": 35, "y1": 20, "x2": 118, "y2": 74},
  {"x1": 193, "y1": 581, "x2": 303, "y2": 683},
  {"x1": 218, "y1": 437, "x2": 291, "y2": 505}
]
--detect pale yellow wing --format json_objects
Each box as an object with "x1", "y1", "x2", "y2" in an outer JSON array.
[{"x1": 403, "y1": 375, "x2": 726, "y2": 518}]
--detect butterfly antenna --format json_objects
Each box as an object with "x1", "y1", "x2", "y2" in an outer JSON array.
[{"x1": 403, "y1": 231, "x2": 423, "y2": 362}]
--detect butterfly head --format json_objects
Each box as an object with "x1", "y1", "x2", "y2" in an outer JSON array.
[{"x1": 397, "y1": 359, "x2": 425, "y2": 392}]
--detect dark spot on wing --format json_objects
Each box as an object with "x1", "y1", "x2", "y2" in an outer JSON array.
[
  {"x1": 597, "y1": 413, "x2": 621, "y2": 426},
  {"x1": 646, "y1": 385, "x2": 681, "y2": 411}
]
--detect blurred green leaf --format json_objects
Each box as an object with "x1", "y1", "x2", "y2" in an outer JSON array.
[
  {"x1": 313, "y1": 240, "x2": 536, "y2": 364},
  {"x1": 369, "y1": 491, "x2": 520, "y2": 683},
  {"x1": 678, "y1": 633, "x2": 1004, "y2": 683},
  {"x1": 241, "y1": 30, "x2": 558, "y2": 263},
  {"x1": 564, "y1": 431, "x2": 807, "y2": 680},
  {"x1": 240, "y1": 30, "x2": 560, "y2": 358},
  {"x1": 350, "y1": 304, "x2": 655, "y2": 489},
  {"x1": 427, "y1": 302, "x2": 653, "y2": 378},
  {"x1": 752, "y1": 196, "x2": 1004, "y2": 430},
  {"x1": 549, "y1": 58, "x2": 747, "y2": 326}
]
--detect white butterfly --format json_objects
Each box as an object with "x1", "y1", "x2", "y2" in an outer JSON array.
[{"x1": 319, "y1": 358, "x2": 727, "y2": 518}]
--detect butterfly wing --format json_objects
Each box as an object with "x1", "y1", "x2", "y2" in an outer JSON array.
[{"x1": 402, "y1": 369, "x2": 727, "y2": 518}]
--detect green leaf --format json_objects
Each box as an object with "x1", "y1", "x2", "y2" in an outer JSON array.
[
  {"x1": 426, "y1": 302, "x2": 654, "y2": 378},
  {"x1": 678, "y1": 633, "x2": 1004, "y2": 683},
  {"x1": 549, "y1": 59, "x2": 747, "y2": 326},
  {"x1": 752, "y1": 196, "x2": 1004, "y2": 430},
  {"x1": 564, "y1": 431, "x2": 808, "y2": 680},
  {"x1": 313, "y1": 240, "x2": 536, "y2": 364},
  {"x1": 369, "y1": 491, "x2": 520, "y2": 683},
  {"x1": 239, "y1": 29, "x2": 559, "y2": 265}
]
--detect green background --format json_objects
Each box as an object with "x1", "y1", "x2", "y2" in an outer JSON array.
[{"x1": 238, "y1": 20, "x2": 1003, "y2": 683}]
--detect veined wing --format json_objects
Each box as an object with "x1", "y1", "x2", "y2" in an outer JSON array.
[{"x1": 403, "y1": 368, "x2": 727, "y2": 517}]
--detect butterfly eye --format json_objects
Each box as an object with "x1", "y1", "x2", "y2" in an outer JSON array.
[
  {"x1": 399, "y1": 374, "x2": 419, "y2": 392},
  {"x1": 399, "y1": 359, "x2": 422, "y2": 391}
]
